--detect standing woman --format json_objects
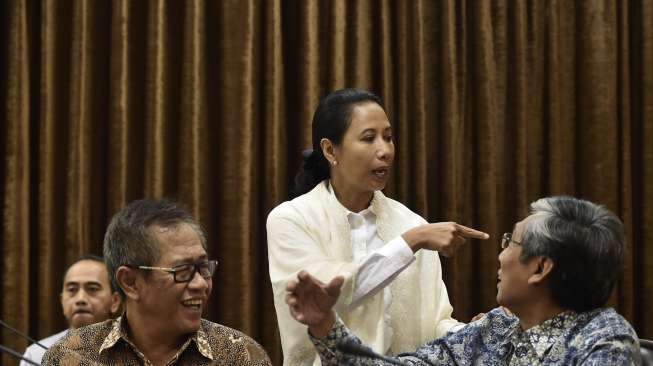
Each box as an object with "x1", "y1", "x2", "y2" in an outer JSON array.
[{"x1": 267, "y1": 89, "x2": 488, "y2": 365}]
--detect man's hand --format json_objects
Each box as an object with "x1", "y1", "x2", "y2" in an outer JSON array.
[
  {"x1": 471, "y1": 312, "x2": 486, "y2": 322},
  {"x1": 402, "y1": 222, "x2": 489, "y2": 257},
  {"x1": 285, "y1": 270, "x2": 344, "y2": 338}
]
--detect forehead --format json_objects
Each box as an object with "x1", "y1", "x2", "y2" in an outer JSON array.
[
  {"x1": 150, "y1": 223, "x2": 207, "y2": 264},
  {"x1": 512, "y1": 214, "x2": 536, "y2": 238},
  {"x1": 347, "y1": 102, "x2": 390, "y2": 131},
  {"x1": 64, "y1": 260, "x2": 109, "y2": 285}
]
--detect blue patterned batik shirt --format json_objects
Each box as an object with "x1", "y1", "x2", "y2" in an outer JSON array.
[{"x1": 310, "y1": 307, "x2": 640, "y2": 365}]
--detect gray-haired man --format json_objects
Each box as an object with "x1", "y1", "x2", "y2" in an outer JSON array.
[
  {"x1": 287, "y1": 196, "x2": 640, "y2": 365},
  {"x1": 43, "y1": 199, "x2": 271, "y2": 365}
]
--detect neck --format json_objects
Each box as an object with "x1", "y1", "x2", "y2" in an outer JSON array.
[
  {"x1": 125, "y1": 304, "x2": 188, "y2": 365},
  {"x1": 329, "y1": 178, "x2": 373, "y2": 213},
  {"x1": 513, "y1": 298, "x2": 567, "y2": 330}
]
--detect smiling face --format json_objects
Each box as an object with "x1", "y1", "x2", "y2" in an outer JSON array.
[
  {"x1": 329, "y1": 102, "x2": 395, "y2": 196},
  {"x1": 61, "y1": 260, "x2": 120, "y2": 329},
  {"x1": 136, "y1": 223, "x2": 212, "y2": 337},
  {"x1": 496, "y1": 216, "x2": 540, "y2": 310}
]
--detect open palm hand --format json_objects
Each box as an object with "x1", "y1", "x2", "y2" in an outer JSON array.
[{"x1": 285, "y1": 270, "x2": 344, "y2": 337}]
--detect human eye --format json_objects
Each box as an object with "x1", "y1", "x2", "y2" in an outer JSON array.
[
  {"x1": 65, "y1": 285, "x2": 78, "y2": 295},
  {"x1": 361, "y1": 133, "x2": 375, "y2": 142},
  {"x1": 86, "y1": 285, "x2": 100, "y2": 293},
  {"x1": 173, "y1": 263, "x2": 194, "y2": 279}
]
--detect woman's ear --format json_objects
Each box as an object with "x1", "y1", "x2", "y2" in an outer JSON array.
[
  {"x1": 115, "y1": 266, "x2": 140, "y2": 301},
  {"x1": 320, "y1": 138, "x2": 337, "y2": 165},
  {"x1": 527, "y1": 257, "x2": 554, "y2": 285}
]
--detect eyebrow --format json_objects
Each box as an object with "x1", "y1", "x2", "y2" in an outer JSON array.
[
  {"x1": 170, "y1": 255, "x2": 208, "y2": 267},
  {"x1": 359, "y1": 127, "x2": 392, "y2": 136},
  {"x1": 64, "y1": 281, "x2": 103, "y2": 288}
]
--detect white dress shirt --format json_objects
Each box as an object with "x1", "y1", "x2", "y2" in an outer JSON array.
[
  {"x1": 21, "y1": 329, "x2": 68, "y2": 366},
  {"x1": 330, "y1": 185, "x2": 416, "y2": 351}
]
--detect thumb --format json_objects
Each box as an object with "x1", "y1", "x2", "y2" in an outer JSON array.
[{"x1": 326, "y1": 276, "x2": 345, "y2": 297}]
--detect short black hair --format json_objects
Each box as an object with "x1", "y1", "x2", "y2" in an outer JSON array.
[
  {"x1": 63, "y1": 254, "x2": 115, "y2": 291},
  {"x1": 520, "y1": 196, "x2": 625, "y2": 312}
]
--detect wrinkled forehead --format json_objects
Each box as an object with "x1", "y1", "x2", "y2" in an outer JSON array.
[{"x1": 150, "y1": 223, "x2": 207, "y2": 265}]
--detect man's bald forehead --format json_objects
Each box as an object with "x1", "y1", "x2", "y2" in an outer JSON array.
[{"x1": 63, "y1": 259, "x2": 111, "y2": 289}]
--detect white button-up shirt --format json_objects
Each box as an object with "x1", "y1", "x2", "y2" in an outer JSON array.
[{"x1": 329, "y1": 184, "x2": 416, "y2": 351}]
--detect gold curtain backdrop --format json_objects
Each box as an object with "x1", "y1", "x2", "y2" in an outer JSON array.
[{"x1": 1, "y1": 0, "x2": 652, "y2": 364}]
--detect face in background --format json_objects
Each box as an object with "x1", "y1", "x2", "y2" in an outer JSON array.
[
  {"x1": 329, "y1": 102, "x2": 395, "y2": 196},
  {"x1": 61, "y1": 260, "x2": 121, "y2": 329},
  {"x1": 137, "y1": 223, "x2": 212, "y2": 337},
  {"x1": 496, "y1": 215, "x2": 540, "y2": 311}
]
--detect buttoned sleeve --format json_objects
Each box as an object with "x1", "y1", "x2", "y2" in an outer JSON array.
[{"x1": 350, "y1": 236, "x2": 415, "y2": 307}]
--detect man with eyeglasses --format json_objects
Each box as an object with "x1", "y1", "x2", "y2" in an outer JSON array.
[
  {"x1": 285, "y1": 196, "x2": 640, "y2": 365},
  {"x1": 43, "y1": 199, "x2": 272, "y2": 365}
]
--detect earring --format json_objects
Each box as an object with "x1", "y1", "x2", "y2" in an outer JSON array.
[{"x1": 331, "y1": 160, "x2": 338, "y2": 166}]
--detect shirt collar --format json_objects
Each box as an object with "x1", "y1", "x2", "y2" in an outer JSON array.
[
  {"x1": 325, "y1": 180, "x2": 380, "y2": 218},
  {"x1": 99, "y1": 316, "x2": 214, "y2": 363},
  {"x1": 513, "y1": 310, "x2": 578, "y2": 360}
]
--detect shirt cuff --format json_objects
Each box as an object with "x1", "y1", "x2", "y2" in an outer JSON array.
[
  {"x1": 309, "y1": 316, "x2": 352, "y2": 363},
  {"x1": 376, "y1": 235, "x2": 414, "y2": 264}
]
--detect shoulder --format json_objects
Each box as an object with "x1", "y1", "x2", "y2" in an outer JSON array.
[
  {"x1": 201, "y1": 320, "x2": 271, "y2": 365},
  {"x1": 373, "y1": 191, "x2": 426, "y2": 225},
  {"x1": 266, "y1": 182, "x2": 329, "y2": 226},
  {"x1": 459, "y1": 307, "x2": 518, "y2": 339},
  {"x1": 578, "y1": 308, "x2": 638, "y2": 339},
  {"x1": 34, "y1": 330, "x2": 68, "y2": 346},
  {"x1": 570, "y1": 308, "x2": 639, "y2": 361},
  {"x1": 43, "y1": 320, "x2": 114, "y2": 363}
]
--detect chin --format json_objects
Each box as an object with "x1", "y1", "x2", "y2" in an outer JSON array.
[
  {"x1": 368, "y1": 181, "x2": 387, "y2": 192},
  {"x1": 181, "y1": 318, "x2": 202, "y2": 334}
]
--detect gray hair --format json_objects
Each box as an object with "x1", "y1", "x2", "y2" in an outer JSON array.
[
  {"x1": 520, "y1": 196, "x2": 625, "y2": 312},
  {"x1": 103, "y1": 199, "x2": 207, "y2": 299}
]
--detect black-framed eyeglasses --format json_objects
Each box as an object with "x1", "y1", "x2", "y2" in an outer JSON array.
[
  {"x1": 500, "y1": 232, "x2": 522, "y2": 249},
  {"x1": 135, "y1": 260, "x2": 218, "y2": 283}
]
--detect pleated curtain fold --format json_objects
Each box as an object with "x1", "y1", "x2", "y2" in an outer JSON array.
[{"x1": 2, "y1": 1, "x2": 652, "y2": 364}]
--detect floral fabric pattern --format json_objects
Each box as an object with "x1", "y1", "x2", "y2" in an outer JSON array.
[
  {"x1": 311, "y1": 307, "x2": 640, "y2": 365},
  {"x1": 42, "y1": 316, "x2": 272, "y2": 365}
]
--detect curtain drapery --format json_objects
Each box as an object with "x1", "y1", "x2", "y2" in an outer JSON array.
[{"x1": 2, "y1": 1, "x2": 652, "y2": 364}]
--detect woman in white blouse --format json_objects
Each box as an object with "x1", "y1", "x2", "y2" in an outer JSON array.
[{"x1": 267, "y1": 88, "x2": 488, "y2": 366}]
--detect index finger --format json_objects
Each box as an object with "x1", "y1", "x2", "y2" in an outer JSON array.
[{"x1": 454, "y1": 224, "x2": 490, "y2": 239}]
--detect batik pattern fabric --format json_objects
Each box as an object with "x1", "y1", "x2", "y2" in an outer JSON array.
[
  {"x1": 311, "y1": 307, "x2": 640, "y2": 365},
  {"x1": 42, "y1": 316, "x2": 272, "y2": 365}
]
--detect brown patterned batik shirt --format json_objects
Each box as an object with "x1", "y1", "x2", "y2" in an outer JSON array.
[{"x1": 42, "y1": 316, "x2": 272, "y2": 366}]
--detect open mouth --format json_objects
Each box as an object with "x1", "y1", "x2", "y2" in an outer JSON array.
[
  {"x1": 372, "y1": 167, "x2": 390, "y2": 179},
  {"x1": 181, "y1": 299, "x2": 203, "y2": 310},
  {"x1": 73, "y1": 310, "x2": 92, "y2": 316}
]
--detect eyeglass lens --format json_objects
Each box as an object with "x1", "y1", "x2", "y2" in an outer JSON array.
[{"x1": 174, "y1": 260, "x2": 217, "y2": 282}]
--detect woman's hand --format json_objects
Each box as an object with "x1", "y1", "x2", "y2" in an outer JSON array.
[
  {"x1": 285, "y1": 270, "x2": 344, "y2": 338},
  {"x1": 402, "y1": 222, "x2": 489, "y2": 257}
]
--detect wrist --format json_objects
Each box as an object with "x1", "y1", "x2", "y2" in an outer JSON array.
[
  {"x1": 308, "y1": 311, "x2": 336, "y2": 339},
  {"x1": 402, "y1": 228, "x2": 423, "y2": 253}
]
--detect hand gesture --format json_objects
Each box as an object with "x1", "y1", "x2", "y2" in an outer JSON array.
[
  {"x1": 402, "y1": 222, "x2": 489, "y2": 257},
  {"x1": 285, "y1": 270, "x2": 344, "y2": 338}
]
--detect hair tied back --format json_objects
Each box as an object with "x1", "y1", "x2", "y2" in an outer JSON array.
[{"x1": 302, "y1": 149, "x2": 320, "y2": 171}]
